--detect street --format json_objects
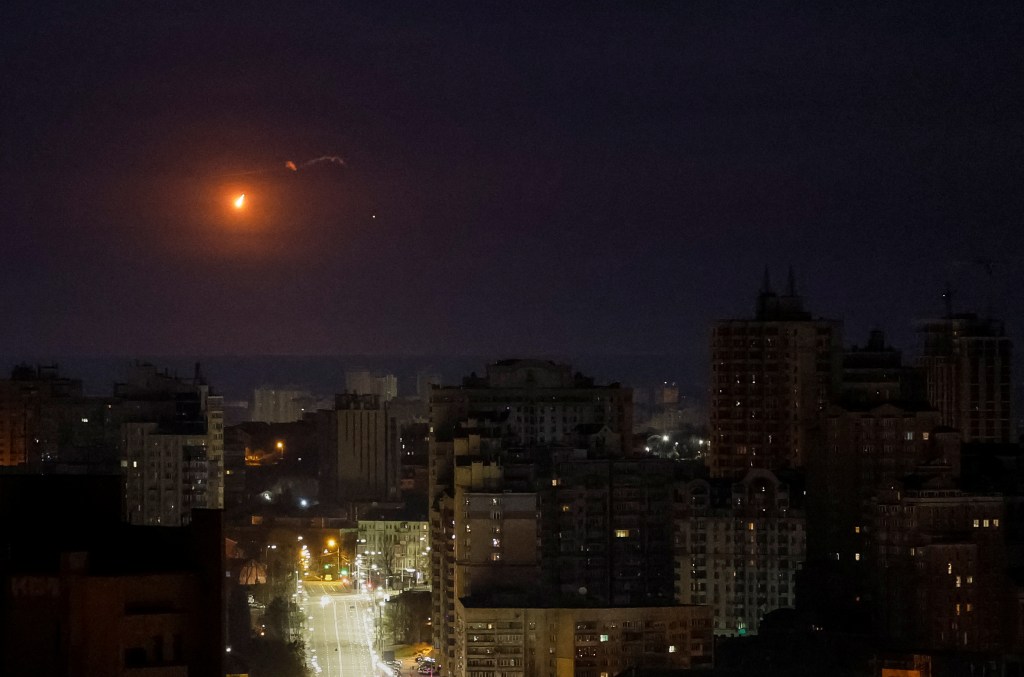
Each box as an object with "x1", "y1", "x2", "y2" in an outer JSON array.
[{"x1": 301, "y1": 581, "x2": 387, "y2": 677}]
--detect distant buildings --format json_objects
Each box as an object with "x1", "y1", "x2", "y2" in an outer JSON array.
[
  {"x1": 346, "y1": 369, "x2": 399, "y2": 402},
  {"x1": 709, "y1": 270, "x2": 842, "y2": 478},
  {"x1": 429, "y1": 359, "x2": 632, "y2": 454},
  {"x1": 250, "y1": 385, "x2": 317, "y2": 423}
]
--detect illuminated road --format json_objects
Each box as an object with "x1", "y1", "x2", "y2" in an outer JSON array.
[{"x1": 302, "y1": 581, "x2": 386, "y2": 677}]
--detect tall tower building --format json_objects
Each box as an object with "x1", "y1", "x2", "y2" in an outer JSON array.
[
  {"x1": 317, "y1": 393, "x2": 399, "y2": 504},
  {"x1": 709, "y1": 270, "x2": 842, "y2": 478},
  {"x1": 917, "y1": 313, "x2": 1014, "y2": 444}
]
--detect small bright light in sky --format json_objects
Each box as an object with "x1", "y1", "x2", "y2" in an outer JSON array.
[{"x1": 234, "y1": 193, "x2": 245, "y2": 209}]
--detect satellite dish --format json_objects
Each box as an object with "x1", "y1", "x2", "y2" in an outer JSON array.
[{"x1": 578, "y1": 587, "x2": 587, "y2": 595}]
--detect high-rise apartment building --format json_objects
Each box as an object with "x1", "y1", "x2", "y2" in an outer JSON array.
[
  {"x1": 0, "y1": 365, "x2": 85, "y2": 466},
  {"x1": 118, "y1": 363, "x2": 224, "y2": 525},
  {"x1": 543, "y1": 455, "x2": 677, "y2": 606},
  {"x1": 673, "y1": 469, "x2": 805, "y2": 636},
  {"x1": 874, "y1": 485, "x2": 1009, "y2": 651},
  {"x1": 709, "y1": 271, "x2": 842, "y2": 478},
  {"x1": 917, "y1": 313, "x2": 1014, "y2": 444},
  {"x1": 428, "y1": 364, "x2": 705, "y2": 677},
  {"x1": 317, "y1": 393, "x2": 399, "y2": 504},
  {"x1": 841, "y1": 330, "x2": 925, "y2": 408}
]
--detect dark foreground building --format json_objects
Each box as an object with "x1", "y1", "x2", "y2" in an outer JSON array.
[{"x1": 0, "y1": 473, "x2": 223, "y2": 677}]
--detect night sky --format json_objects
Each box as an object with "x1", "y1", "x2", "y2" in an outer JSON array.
[{"x1": 2, "y1": 3, "x2": 1022, "y2": 362}]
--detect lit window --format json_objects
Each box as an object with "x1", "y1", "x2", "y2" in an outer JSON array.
[
  {"x1": 551, "y1": 479, "x2": 561, "y2": 487},
  {"x1": 922, "y1": 432, "x2": 930, "y2": 440},
  {"x1": 983, "y1": 519, "x2": 990, "y2": 528},
  {"x1": 955, "y1": 603, "x2": 961, "y2": 615},
  {"x1": 747, "y1": 522, "x2": 754, "y2": 531},
  {"x1": 973, "y1": 519, "x2": 980, "y2": 528},
  {"x1": 966, "y1": 603, "x2": 972, "y2": 612},
  {"x1": 854, "y1": 526, "x2": 861, "y2": 534},
  {"x1": 854, "y1": 553, "x2": 861, "y2": 561},
  {"x1": 956, "y1": 576, "x2": 961, "y2": 588},
  {"x1": 561, "y1": 504, "x2": 571, "y2": 513},
  {"x1": 993, "y1": 519, "x2": 1000, "y2": 527},
  {"x1": 967, "y1": 576, "x2": 974, "y2": 584},
  {"x1": 947, "y1": 563, "x2": 953, "y2": 574},
  {"x1": 599, "y1": 634, "x2": 608, "y2": 642},
  {"x1": 615, "y1": 529, "x2": 630, "y2": 538},
  {"x1": 668, "y1": 645, "x2": 677, "y2": 653}
]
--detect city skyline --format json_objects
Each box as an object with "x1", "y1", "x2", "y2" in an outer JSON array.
[{"x1": 3, "y1": 3, "x2": 1022, "y2": 358}]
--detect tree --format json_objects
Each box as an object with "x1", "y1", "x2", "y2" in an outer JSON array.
[
  {"x1": 384, "y1": 591, "x2": 432, "y2": 645},
  {"x1": 263, "y1": 596, "x2": 290, "y2": 641},
  {"x1": 246, "y1": 637, "x2": 309, "y2": 677}
]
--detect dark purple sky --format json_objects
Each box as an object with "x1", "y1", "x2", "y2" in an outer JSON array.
[{"x1": 2, "y1": 2, "x2": 1022, "y2": 361}]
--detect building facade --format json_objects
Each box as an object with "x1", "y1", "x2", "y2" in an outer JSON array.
[
  {"x1": 318, "y1": 393, "x2": 400, "y2": 504},
  {"x1": 874, "y1": 486, "x2": 1009, "y2": 651},
  {"x1": 454, "y1": 599, "x2": 713, "y2": 677},
  {"x1": 917, "y1": 314, "x2": 1014, "y2": 444},
  {"x1": 673, "y1": 469, "x2": 805, "y2": 636},
  {"x1": 117, "y1": 363, "x2": 224, "y2": 526},
  {"x1": 357, "y1": 518, "x2": 431, "y2": 589}
]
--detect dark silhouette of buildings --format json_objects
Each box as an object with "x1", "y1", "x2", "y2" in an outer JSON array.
[{"x1": 0, "y1": 474, "x2": 223, "y2": 676}]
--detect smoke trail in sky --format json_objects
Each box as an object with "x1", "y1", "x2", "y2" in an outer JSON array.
[
  {"x1": 218, "y1": 156, "x2": 346, "y2": 178},
  {"x1": 298, "y1": 156, "x2": 346, "y2": 169}
]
